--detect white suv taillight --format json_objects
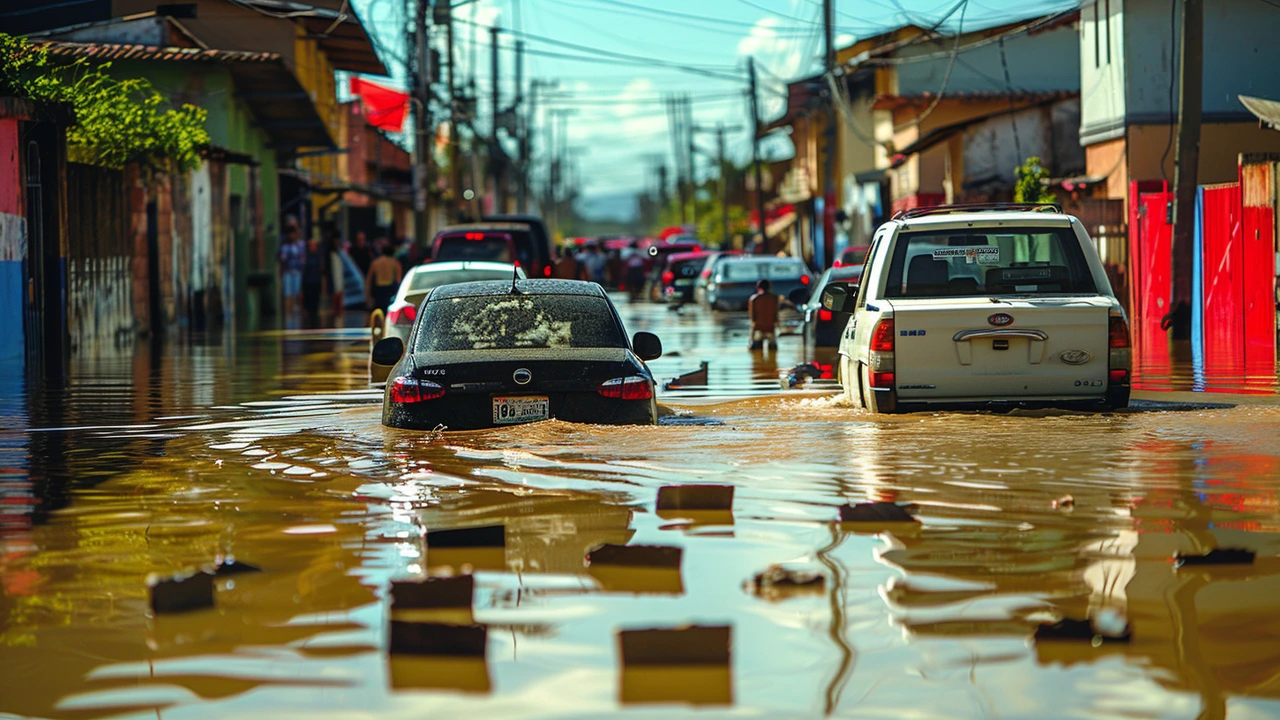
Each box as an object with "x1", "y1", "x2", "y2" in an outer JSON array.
[
  {"x1": 868, "y1": 317, "x2": 895, "y2": 389},
  {"x1": 1108, "y1": 314, "x2": 1131, "y2": 384},
  {"x1": 386, "y1": 304, "x2": 417, "y2": 325},
  {"x1": 597, "y1": 376, "x2": 653, "y2": 400}
]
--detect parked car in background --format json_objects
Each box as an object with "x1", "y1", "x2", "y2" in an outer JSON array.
[
  {"x1": 659, "y1": 251, "x2": 711, "y2": 304},
  {"x1": 335, "y1": 248, "x2": 367, "y2": 309},
  {"x1": 434, "y1": 221, "x2": 552, "y2": 277},
  {"x1": 382, "y1": 261, "x2": 526, "y2": 344},
  {"x1": 372, "y1": 279, "x2": 664, "y2": 429},
  {"x1": 833, "y1": 245, "x2": 871, "y2": 269},
  {"x1": 802, "y1": 265, "x2": 865, "y2": 346},
  {"x1": 692, "y1": 250, "x2": 742, "y2": 305},
  {"x1": 482, "y1": 214, "x2": 554, "y2": 277},
  {"x1": 704, "y1": 256, "x2": 812, "y2": 311},
  {"x1": 825, "y1": 203, "x2": 1130, "y2": 413}
]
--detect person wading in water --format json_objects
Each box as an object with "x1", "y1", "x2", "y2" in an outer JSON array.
[
  {"x1": 365, "y1": 243, "x2": 403, "y2": 314},
  {"x1": 747, "y1": 278, "x2": 794, "y2": 351}
]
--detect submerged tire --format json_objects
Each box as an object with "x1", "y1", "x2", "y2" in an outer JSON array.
[
  {"x1": 1102, "y1": 385, "x2": 1131, "y2": 412},
  {"x1": 860, "y1": 362, "x2": 898, "y2": 414}
]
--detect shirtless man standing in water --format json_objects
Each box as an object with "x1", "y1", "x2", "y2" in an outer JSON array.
[{"x1": 365, "y1": 243, "x2": 403, "y2": 313}]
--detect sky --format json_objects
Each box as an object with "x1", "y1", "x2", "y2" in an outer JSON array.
[{"x1": 348, "y1": 0, "x2": 1083, "y2": 219}]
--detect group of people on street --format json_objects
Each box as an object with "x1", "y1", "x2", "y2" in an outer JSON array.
[{"x1": 277, "y1": 217, "x2": 415, "y2": 324}]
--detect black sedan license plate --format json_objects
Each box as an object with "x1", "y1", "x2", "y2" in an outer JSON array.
[{"x1": 493, "y1": 396, "x2": 549, "y2": 424}]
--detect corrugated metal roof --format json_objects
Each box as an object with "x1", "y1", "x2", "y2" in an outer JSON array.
[
  {"x1": 1240, "y1": 95, "x2": 1280, "y2": 132},
  {"x1": 875, "y1": 89, "x2": 1077, "y2": 112},
  {"x1": 39, "y1": 41, "x2": 280, "y2": 64}
]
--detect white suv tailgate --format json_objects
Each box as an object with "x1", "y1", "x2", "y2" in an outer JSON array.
[{"x1": 889, "y1": 297, "x2": 1111, "y2": 400}]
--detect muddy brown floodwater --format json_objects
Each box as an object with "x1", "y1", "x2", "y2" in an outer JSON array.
[{"x1": 3, "y1": 299, "x2": 1280, "y2": 719}]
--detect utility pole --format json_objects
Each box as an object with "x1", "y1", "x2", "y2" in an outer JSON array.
[
  {"x1": 1170, "y1": 0, "x2": 1202, "y2": 340},
  {"x1": 685, "y1": 95, "x2": 697, "y2": 229},
  {"x1": 490, "y1": 25, "x2": 503, "y2": 214},
  {"x1": 748, "y1": 57, "x2": 767, "y2": 253},
  {"x1": 438, "y1": 0, "x2": 460, "y2": 223},
  {"x1": 515, "y1": 40, "x2": 526, "y2": 212},
  {"x1": 822, "y1": 0, "x2": 836, "y2": 268},
  {"x1": 717, "y1": 124, "x2": 729, "y2": 250},
  {"x1": 665, "y1": 96, "x2": 687, "y2": 225},
  {"x1": 410, "y1": 0, "x2": 432, "y2": 248}
]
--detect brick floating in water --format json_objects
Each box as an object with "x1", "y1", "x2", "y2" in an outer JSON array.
[
  {"x1": 838, "y1": 502, "x2": 918, "y2": 523},
  {"x1": 426, "y1": 525, "x2": 505, "y2": 548},
  {"x1": 619, "y1": 625, "x2": 731, "y2": 666},
  {"x1": 586, "y1": 544, "x2": 683, "y2": 569},
  {"x1": 1175, "y1": 548, "x2": 1256, "y2": 567},
  {"x1": 149, "y1": 570, "x2": 216, "y2": 614},
  {"x1": 656, "y1": 484, "x2": 734, "y2": 511},
  {"x1": 388, "y1": 621, "x2": 487, "y2": 656},
  {"x1": 391, "y1": 575, "x2": 475, "y2": 609},
  {"x1": 1034, "y1": 618, "x2": 1131, "y2": 643}
]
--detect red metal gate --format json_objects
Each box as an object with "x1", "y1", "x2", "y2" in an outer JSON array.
[
  {"x1": 1200, "y1": 183, "x2": 1245, "y2": 381},
  {"x1": 1129, "y1": 181, "x2": 1173, "y2": 387},
  {"x1": 1240, "y1": 155, "x2": 1278, "y2": 387}
]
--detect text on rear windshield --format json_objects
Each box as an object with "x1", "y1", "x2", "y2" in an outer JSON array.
[
  {"x1": 883, "y1": 228, "x2": 1097, "y2": 298},
  {"x1": 414, "y1": 295, "x2": 625, "y2": 351}
]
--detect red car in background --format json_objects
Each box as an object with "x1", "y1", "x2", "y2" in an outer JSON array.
[
  {"x1": 832, "y1": 245, "x2": 871, "y2": 269},
  {"x1": 660, "y1": 250, "x2": 711, "y2": 304}
]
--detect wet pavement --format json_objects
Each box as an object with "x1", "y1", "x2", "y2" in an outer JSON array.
[{"x1": 3, "y1": 297, "x2": 1280, "y2": 718}]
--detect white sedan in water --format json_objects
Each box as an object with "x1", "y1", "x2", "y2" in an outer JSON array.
[
  {"x1": 382, "y1": 261, "x2": 526, "y2": 344},
  {"x1": 822, "y1": 204, "x2": 1132, "y2": 413}
]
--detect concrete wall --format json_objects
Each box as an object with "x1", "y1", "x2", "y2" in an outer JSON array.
[
  {"x1": 1135, "y1": 0, "x2": 1280, "y2": 120},
  {"x1": 895, "y1": 20, "x2": 1080, "y2": 97},
  {"x1": 1079, "y1": 0, "x2": 1128, "y2": 144}
]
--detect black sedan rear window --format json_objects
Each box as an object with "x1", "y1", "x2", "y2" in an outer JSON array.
[
  {"x1": 435, "y1": 236, "x2": 513, "y2": 263},
  {"x1": 415, "y1": 295, "x2": 625, "y2": 351}
]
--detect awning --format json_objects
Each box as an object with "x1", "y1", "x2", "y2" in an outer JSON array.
[
  {"x1": 41, "y1": 40, "x2": 336, "y2": 149},
  {"x1": 1240, "y1": 95, "x2": 1280, "y2": 132}
]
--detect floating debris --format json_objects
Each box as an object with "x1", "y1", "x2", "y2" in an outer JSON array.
[
  {"x1": 391, "y1": 575, "x2": 475, "y2": 609},
  {"x1": 838, "y1": 501, "x2": 918, "y2": 523},
  {"x1": 664, "y1": 361, "x2": 709, "y2": 390},
  {"x1": 149, "y1": 570, "x2": 215, "y2": 614},
  {"x1": 748, "y1": 564, "x2": 825, "y2": 600},
  {"x1": 656, "y1": 484, "x2": 734, "y2": 511},
  {"x1": 214, "y1": 555, "x2": 262, "y2": 576},
  {"x1": 619, "y1": 625, "x2": 731, "y2": 665},
  {"x1": 1175, "y1": 548, "x2": 1256, "y2": 567},
  {"x1": 1034, "y1": 617, "x2": 1131, "y2": 644},
  {"x1": 1052, "y1": 495, "x2": 1075, "y2": 511},
  {"x1": 587, "y1": 544, "x2": 682, "y2": 569},
  {"x1": 427, "y1": 525, "x2": 506, "y2": 548},
  {"x1": 388, "y1": 621, "x2": 487, "y2": 656}
]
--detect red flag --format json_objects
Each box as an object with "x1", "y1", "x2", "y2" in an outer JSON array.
[{"x1": 349, "y1": 77, "x2": 409, "y2": 133}]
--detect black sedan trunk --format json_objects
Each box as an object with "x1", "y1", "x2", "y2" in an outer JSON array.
[{"x1": 383, "y1": 348, "x2": 657, "y2": 430}]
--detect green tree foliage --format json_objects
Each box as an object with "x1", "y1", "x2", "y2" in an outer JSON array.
[
  {"x1": 0, "y1": 33, "x2": 209, "y2": 172},
  {"x1": 1013, "y1": 156, "x2": 1056, "y2": 204}
]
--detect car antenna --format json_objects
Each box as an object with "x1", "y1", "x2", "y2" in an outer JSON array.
[{"x1": 509, "y1": 264, "x2": 523, "y2": 295}]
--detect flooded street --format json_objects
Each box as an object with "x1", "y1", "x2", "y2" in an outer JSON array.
[{"x1": 4, "y1": 298, "x2": 1280, "y2": 719}]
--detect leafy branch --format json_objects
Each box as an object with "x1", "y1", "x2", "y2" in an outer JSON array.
[{"x1": 0, "y1": 33, "x2": 209, "y2": 173}]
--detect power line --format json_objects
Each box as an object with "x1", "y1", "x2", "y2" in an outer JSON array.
[
  {"x1": 451, "y1": 17, "x2": 745, "y2": 82},
  {"x1": 908, "y1": 0, "x2": 969, "y2": 127}
]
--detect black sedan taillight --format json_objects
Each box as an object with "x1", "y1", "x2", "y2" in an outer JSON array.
[
  {"x1": 597, "y1": 376, "x2": 653, "y2": 400},
  {"x1": 390, "y1": 377, "x2": 445, "y2": 403}
]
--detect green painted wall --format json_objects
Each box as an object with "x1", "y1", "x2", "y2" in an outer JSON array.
[{"x1": 102, "y1": 60, "x2": 280, "y2": 325}]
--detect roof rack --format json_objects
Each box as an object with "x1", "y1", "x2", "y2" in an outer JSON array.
[{"x1": 891, "y1": 203, "x2": 1064, "y2": 221}]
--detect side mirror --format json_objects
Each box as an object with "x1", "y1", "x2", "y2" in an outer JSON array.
[
  {"x1": 821, "y1": 282, "x2": 859, "y2": 314},
  {"x1": 372, "y1": 336, "x2": 405, "y2": 368},
  {"x1": 787, "y1": 287, "x2": 810, "y2": 306},
  {"x1": 632, "y1": 331, "x2": 663, "y2": 361}
]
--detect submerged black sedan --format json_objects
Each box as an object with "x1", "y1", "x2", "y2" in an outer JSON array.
[{"x1": 372, "y1": 279, "x2": 663, "y2": 430}]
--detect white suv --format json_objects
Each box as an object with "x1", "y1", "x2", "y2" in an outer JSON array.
[{"x1": 821, "y1": 204, "x2": 1131, "y2": 413}]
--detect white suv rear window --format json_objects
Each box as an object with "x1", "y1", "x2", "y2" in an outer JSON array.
[{"x1": 884, "y1": 228, "x2": 1097, "y2": 298}]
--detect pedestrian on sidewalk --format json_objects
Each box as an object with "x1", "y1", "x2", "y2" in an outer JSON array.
[
  {"x1": 551, "y1": 246, "x2": 587, "y2": 280},
  {"x1": 747, "y1": 278, "x2": 793, "y2": 351},
  {"x1": 366, "y1": 243, "x2": 403, "y2": 313},
  {"x1": 301, "y1": 236, "x2": 327, "y2": 323},
  {"x1": 277, "y1": 216, "x2": 305, "y2": 316},
  {"x1": 349, "y1": 231, "x2": 373, "y2": 277}
]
